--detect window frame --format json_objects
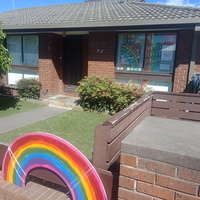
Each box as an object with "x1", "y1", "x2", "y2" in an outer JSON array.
[
  {"x1": 6, "y1": 34, "x2": 39, "y2": 67},
  {"x1": 115, "y1": 30, "x2": 178, "y2": 76}
]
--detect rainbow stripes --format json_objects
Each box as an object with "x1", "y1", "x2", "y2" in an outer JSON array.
[{"x1": 2, "y1": 132, "x2": 107, "y2": 200}]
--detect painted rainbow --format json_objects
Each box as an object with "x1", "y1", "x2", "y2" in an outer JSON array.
[{"x1": 2, "y1": 132, "x2": 107, "y2": 200}]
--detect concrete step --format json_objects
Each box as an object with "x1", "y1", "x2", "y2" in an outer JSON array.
[{"x1": 43, "y1": 95, "x2": 82, "y2": 110}]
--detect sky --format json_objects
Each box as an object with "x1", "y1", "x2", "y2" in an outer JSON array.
[{"x1": 0, "y1": 0, "x2": 199, "y2": 13}]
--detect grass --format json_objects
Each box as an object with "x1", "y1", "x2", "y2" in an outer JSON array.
[
  {"x1": 0, "y1": 110, "x2": 109, "y2": 161},
  {"x1": 0, "y1": 95, "x2": 45, "y2": 118}
]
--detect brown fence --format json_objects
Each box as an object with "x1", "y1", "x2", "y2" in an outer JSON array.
[
  {"x1": 152, "y1": 91, "x2": 200, "y2": 121},
  {"x1": 93, "y1": 91, "x2": 200, "y2": 199},
  {"x1": 93, "y1": 92, "x2": 152, "y2": 199}
]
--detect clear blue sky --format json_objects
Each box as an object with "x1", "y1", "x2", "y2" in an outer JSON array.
[{"x1": 0, "y1": 0, "x2": 199, "y2": 13}]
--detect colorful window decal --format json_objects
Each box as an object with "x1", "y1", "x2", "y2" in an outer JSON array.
[
  {"x1": 120, "y1": 44, "x2": 140, "y2": 66},
  {"x1": 116, "y1": 32, "x2": 177, "y2": 74},
  {"x1": 2, "y1": 132, "x2": 107, "y2": 200},
  {"x1": 144, "y1": 33, "x2": 177, "y2": 73},
  {"x1": 116, "y1": 33, "x2": 145, "y2": 71}
]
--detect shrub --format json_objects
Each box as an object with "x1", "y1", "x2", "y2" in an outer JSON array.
[
  {"x1": 17, "y1": 78, "x2": 42, "y2": 99},
  {"x1": 76, "y1": 76, "x2": 145, "y2": 115}
]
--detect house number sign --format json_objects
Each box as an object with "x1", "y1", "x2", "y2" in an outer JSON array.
[{"x1": 97, "y1": 49, "x2": 104, "y2": 54}]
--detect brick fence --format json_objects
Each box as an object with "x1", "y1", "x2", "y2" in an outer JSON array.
[
  {"x1": 119, "y1": 116, "x2": 200, "y2": 200},
  {"x1": 0, "y1": 172, "x2": 69, "y2": 200},
  {"x1": 119, "y1": 153, "x2": 200, "y2": 200}
]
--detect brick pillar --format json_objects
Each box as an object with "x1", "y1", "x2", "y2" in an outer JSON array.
[
  {"x1": 173, "y1": 29, "x2": 193, "y2": 92},
  {"x1": 88, "y1": 32, "x2": 116, "y2": 78},
  {"x1": 39, "y1": 33, "x2": 64, "y2": 97},
  {"x1": 195, "y1": 30, "x2": 200, "y2": 73}
]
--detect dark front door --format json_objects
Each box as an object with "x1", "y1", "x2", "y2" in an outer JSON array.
[{"x1": 64, "y1": 36, "x2": 83, "y2": 85}]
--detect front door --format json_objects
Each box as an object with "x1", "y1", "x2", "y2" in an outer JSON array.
[{"x1": 64, "y1": 36, "x2": 83, "y2": 85}]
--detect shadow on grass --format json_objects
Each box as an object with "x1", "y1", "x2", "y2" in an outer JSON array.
[{"x1": 0, "y1": 95, "x2": 21, "y2": 111}]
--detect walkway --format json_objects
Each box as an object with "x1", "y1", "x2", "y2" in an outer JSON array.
[{"x1": 0, "y1": 106, "x2": 69, "y2": 134}]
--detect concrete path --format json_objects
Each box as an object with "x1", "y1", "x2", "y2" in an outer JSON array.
[{"x1": 0, "y1": 106, "x2": 69, "y2": 134}]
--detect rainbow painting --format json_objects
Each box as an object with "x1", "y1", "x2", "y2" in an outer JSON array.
[{"x1": 2, "y1": 132, "x2": 107, "y2": 200}]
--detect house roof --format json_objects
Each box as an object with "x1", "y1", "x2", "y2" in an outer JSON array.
[{"x1": 0, "y1": 0, "x2": 200, "y2": 32}]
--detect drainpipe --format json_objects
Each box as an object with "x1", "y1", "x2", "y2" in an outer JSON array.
[{"x1": 188, "y1": 24, "x2": 200, "y2": 82}]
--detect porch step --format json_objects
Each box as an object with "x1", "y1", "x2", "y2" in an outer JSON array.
[
  {"x1": 65, "y1": 85, "x2": 79, "y2": 97},
  {"x1": 43, "y1": 95, "x2": 82, "y2": 110}
]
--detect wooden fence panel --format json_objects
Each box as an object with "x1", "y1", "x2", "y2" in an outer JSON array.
[
  {"x1": 107, "y1": 108, "x2": 149, "y2": 161},
  {"x1": 152, "y1": 101, "x2": 200, "y2": 112},
  {"x1": 153, "y1": 92, "x2": 200, "y2": 104},
  {"x1": 0, "y1": 143, "x2": 8, "y2": 168},
  {"x1": 93, "y1": 93, "x2": 152, "y2": 171},
  {"x1": 152, "y1": 108, "x2": 200, "y2": 121},
  {"x1": 152, "y1": 92, "x2": 200, "y2": 121},
  {"x1": 108, "y1": 99, "x2": 151, "y2": 143}
]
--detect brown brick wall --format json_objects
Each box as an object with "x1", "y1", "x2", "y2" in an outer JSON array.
[
  {"x1": 3, "y1": 29, "x2": 200, "y2": 96},
  {"x1": 173, "y1": 29, "x2": 194, "y2": 93},
  {"x1": 118, "y1": 153, "x2": 200, "y2": 200},
  {"x1": 0, "y1": 171, "x2": 69, "y2": 200},
  {"x1": 0, "y1": 75, "x2": 7, "y2": 85},
  {"x1": 88, "y1": 31, "x2": 116, "y2": 78},
  {"x1": 39, "y1": 33, "x2": 64, "y2": 97},
  {"x1": 194, "y1": 29, "x2": 200, "y2": 74}
]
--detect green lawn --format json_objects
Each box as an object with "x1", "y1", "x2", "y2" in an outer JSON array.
[
  {"x1": 0, "y1": 110, "x2": 109, "y2": 161},
  {"x1": 0, "y1": 95, "x2": 45, "y2": 118}
]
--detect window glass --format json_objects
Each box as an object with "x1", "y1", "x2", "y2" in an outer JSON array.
[
  {"x1": 7, "y1": 35, "x2": 38, "y2": 66},
  {"x1": 7, "y1": 36, "x2": 22, "y2": 65},
  {"x1": 116, "y1": 32, "x2": 177, "y2": 74},
  {"x1": 144, "y1": 33, "x2": 177, "y2": 73},
  {"x1": 23, "y1": 35, "x2": 39, "y2": 65},
  {"x1": 116, "y1": 33, "x2": 145, "y2": 72}
]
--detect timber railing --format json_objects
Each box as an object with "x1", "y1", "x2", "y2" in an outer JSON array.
[
  {"x1": 93, "y1": 92, "x2": 153, "y2": 199},
  {"x1": 93, "y1": 92, "x2": 152, "y2": 171},
  {"x1": 152, "y1": 91, "x2": 200, "y2": 121},
  {"x1": 93, "y1": 91, "x2": 200, "y2": 199}
]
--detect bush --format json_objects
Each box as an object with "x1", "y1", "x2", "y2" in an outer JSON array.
[
  {"x1": 77, "y1": 76, "x2": 145, "y2": 115},
  {"x1": 17, "y1": 78, "x2": 42, "y2": 99}
]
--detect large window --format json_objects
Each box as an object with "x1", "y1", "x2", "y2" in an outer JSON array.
[
  {"x1": 7, "y1": 35, "x2": 39, "y2": 66},
  {"x1": 116, "y1": 32, "x2": 177, "y2": 74}
]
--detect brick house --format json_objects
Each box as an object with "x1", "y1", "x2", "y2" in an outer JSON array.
[{"x1": 0, "y1": 0, "x2": 200, "y2": 97}]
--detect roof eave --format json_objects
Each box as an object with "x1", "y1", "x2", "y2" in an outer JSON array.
[{"x1": 1, "y1": 18, "x2": 200, "y2": 32}]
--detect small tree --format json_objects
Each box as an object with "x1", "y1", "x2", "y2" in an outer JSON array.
[{"x1": 0, "y1": 25, "x2": 12, "y2": 79}]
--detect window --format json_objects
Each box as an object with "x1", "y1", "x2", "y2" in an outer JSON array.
[
  {"x1": 116, "y1": 32, "x2": 177, "y2": 74},
  {"x1": 144, "y1": 33, "x2": 177, "y2": 73},
  {"x1": 7, "y1": 35, "x2": 39, "y2": 66},
  {"x1": 116, "y1": 33, "x2": 146, "y2": 72}
]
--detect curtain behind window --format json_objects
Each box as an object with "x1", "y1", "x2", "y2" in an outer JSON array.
[
  {"x1": 23, "y1": 35, "x2": 39, "y2": 65},
  {"x1": 7, "y1": 36, "x2": 22, "y2": 65}
]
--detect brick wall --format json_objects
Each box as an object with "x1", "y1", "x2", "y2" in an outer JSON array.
[
  {"x1": 119, "y1": 153, "x2": 200, "y2": 200},
  {"x1": 173, "y1": 29, "x2": 194, "y2": 93},
  {"x1": 39, "y1": 33, "x2": 64, "y2": 97},
  {"x1": 194, "y1": 29, "x2": 200, "y2": 74},
  {"x1": 0, "y1": 75, "x2": 7, "y2": 85},
  {"x1": 88, "y1": 31, "x2": 116, "y2": 78}
]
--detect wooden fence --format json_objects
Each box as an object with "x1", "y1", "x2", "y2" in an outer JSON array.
[
  {"x1": 93, "y1": 92, "x2": 152, "y2": 199},
  {"x1": 93, "y1": 91, "x2": 200, "y2": 199},
  {"x1": 152, "y1": 91, "x2": 200, "y2": 121}
]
